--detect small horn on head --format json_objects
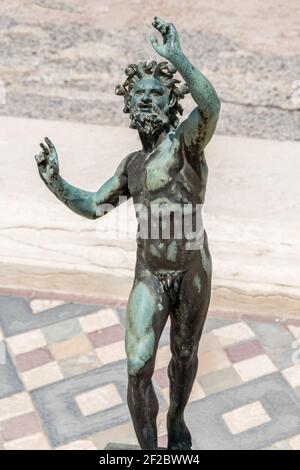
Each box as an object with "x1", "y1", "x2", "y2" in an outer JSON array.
[
  {"x1": 154, "y1": 61, "x2": 169, "y2": 78},
  {"x1": 144, "y1": 60, "x2": 157, "y2": 73},
  {"x1": 125, "y1": 64, "x2": 142, "y2": 78},
  {"x1": 115, "y1": 84, "x2": 126, "y2": 96},
  {"x1": 138, "y1": 61, "x2": 147, "y2": 70}
]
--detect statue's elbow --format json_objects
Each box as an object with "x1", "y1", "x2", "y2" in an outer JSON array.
[{"x1": 90, "y1": 204, "x2": 100, "y2": 220}]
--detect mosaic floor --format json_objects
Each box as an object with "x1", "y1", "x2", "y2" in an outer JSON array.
[{"x1": 0, "y1": 294, "x2": 300, "y2": 450}]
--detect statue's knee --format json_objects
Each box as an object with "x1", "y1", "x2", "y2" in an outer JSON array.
[
  {"x1": 127, "y1": 356, "x2": 147, "y2": 377},
  {"x1": 173, "y1": 343, "x2": 197, "y2": 364}
]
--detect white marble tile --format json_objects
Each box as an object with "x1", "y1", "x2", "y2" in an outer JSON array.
[
  {"x1": 223, "y1": 401, "x2": 271, "y2": 434},
  {"x1": 212, "y1": 322, "x2": 255, "y2": 347},
  {"x1": 0, "y1": 392, "x2": 34, "y2": 422},
  {"x1": 30, "y1": 299, "x2": 65, "y2": 314},
  {"x1": 79, "y1": 309, "x2": 119, "y2": 333},
  {"x1": 4, "y1": 432, "x2": 50, "y2": 450},
  {"x1": 95, "y1": 340, "x2": 126, "y2": 365},
  {"x1": 282, "y1": 364, "x2": 300, "y2": 388},
  {"x1": 22, "y1": 361, "x2": 63, "y2": 390},
  {"x1": 233, "y1": 354, "x2": 277, "y2": 382},
  {"x1": 75, "y1": 384, "x2": 123, "y2": 416},
  {"x1": 7, "y1": 329, "x2": 47, "y2": 355}
]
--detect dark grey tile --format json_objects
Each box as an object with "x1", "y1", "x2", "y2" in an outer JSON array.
[
  {"x1": 104, "y1": 443, "x2": 140, "y2": 450},
  {"x1": 248, "y1": 321, "x2": 294, "y2": 349},
  {"x1": 0, "y1": 346, "x2": 24, "y2": 398},
  {"x1": 186, "y1": 372, "x2": 300, "y2": 450},
  {"x1": 0, "y1": 295, "x2": 102, "y2": 337},
  {"x1": 264, "y1": 345, "x2": 296, "y2": 370},
  {"x1": 203, "y1": 316, "x2": 237, "y2": 333}
]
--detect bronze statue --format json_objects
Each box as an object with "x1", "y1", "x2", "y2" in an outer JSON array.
[{"x1": 35, "y1": 17, "x2": 221, "y2": 450}]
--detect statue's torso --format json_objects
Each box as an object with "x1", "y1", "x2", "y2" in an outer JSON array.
[{"x1": 127, "y1": 131, "x2": 208, "y2": 271}]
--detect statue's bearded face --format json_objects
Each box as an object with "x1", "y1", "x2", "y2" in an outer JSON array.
[{"x1": 129, "y1": 77, "x2": 171, "y2": 135}]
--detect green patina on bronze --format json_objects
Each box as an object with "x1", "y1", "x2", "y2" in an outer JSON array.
[
  {"x1": 145, "y1": 136, "x2": 179, "y2": 191},
  {"x1": 193, "y1": 274, "x2": 201, "y2": 293},
  {"x1": 149, "y1": 244, "x2": 160, "y2": 258},
  {"x1": 35, "y1": 16, "x2": 220, "y2": 450},
  {"x1": 166, "y1": 240, "x2": 178, "y2": 262},
  {"x1": 125, "y1": 282, "x2": 156, "y2": 375}
]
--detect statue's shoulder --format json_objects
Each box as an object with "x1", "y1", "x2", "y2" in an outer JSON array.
[
  {"x1": 115, "y1": 151, "x2": 136, "y2": 174},
  {"x1": 124, "y1": 150, "x2": 143, "y2": 172}
]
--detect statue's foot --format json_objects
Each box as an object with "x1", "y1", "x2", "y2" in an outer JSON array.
[{"x1": 167, "y1": 414, "x2": 192, "y2": 450}]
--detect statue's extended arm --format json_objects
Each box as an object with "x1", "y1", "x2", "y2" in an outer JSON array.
[
  {"x1": 150, "y1": 17, "x2": 221, "y2": 150},
  {"x1": 35, "y1": 138, "x2": 130, "y2": 220}
]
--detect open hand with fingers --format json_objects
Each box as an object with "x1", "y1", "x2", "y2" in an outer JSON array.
[
  {"x1": 35, "y1": 137, "x2": 59, "y2": 183},
  {"x1": 150, "y1": 16, "x2": 183, "y2": 61}
]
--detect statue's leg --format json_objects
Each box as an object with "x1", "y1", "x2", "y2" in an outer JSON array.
[
  {"x1": 167, "y1": 235, "x2": 212, "y2": 450},
  {"x1": 125, "y1": 265, "x2": 171, "y2": 450}
]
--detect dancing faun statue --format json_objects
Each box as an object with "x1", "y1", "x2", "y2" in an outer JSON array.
[{"x1": 35, "y1": 17, "x2": 221, "y2": 450}]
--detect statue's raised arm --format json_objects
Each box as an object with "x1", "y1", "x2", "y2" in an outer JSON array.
[{"x1": 150, "y1": 16, "x2": 221, "y2": 151}]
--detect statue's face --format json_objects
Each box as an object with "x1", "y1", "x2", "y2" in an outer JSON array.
[
  {"x1": 131, "y1": 77, "x2": 170, "y2": 113},
  {"x1": 129, "y1": 77, "x2": 171, "y2": 134}
]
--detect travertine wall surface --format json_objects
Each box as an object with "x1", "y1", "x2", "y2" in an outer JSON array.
[{"x1": 0, "y1": 0, "x2": 299, "y2": 140}]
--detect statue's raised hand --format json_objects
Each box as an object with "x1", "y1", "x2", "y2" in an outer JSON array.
[
  {"x1": 35, "y1": 137, "x2": 59, "y2": 183},
  {"x1": 150, "y1": 17, "x2": 182, "y2": 61}
]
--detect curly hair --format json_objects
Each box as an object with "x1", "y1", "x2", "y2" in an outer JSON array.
[{"x1": 115, "y1": 61, "x2": 190, "y2": 128}]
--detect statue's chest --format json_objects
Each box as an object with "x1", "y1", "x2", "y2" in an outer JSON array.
[{"x1": 128, "y1": 138, "x2": 183, "y2": 197}]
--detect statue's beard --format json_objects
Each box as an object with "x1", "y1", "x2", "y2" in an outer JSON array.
[{"x1": 129, "y1": 104, "x2": 170, "y2": 135}]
